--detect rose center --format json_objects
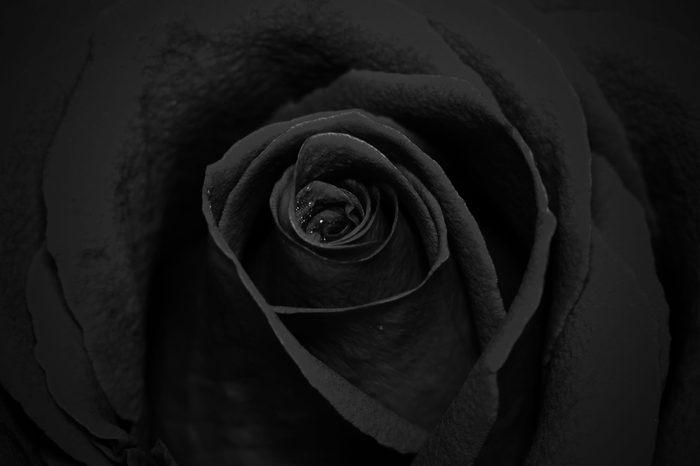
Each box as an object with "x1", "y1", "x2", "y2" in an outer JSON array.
[{"x1": 294, "y1": 180, "x2": 366, "y2": 243}]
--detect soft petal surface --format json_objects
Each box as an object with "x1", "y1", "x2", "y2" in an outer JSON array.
[{"x1": 541, "y1": 12, "x2": 699, "y2": 464}]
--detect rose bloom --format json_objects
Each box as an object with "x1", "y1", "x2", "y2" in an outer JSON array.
[{"x1": 1, "y1": 0, "x2": 699, "y2": 465}]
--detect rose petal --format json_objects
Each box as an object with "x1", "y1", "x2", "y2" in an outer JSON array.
[
  {"x1": 237, "y1": 126, "x2": 439, "y2": 263},
  {"x1": 272, "y1": 71, "x2": 536, "y2": 250},
  {"x1": 149, "y1": 240, "x2": 412, "y2": 464},
  {"x1": 591, "y1": 156, "x2": 669, "y2": 319},
  {"x1": 542, "y1": 12, "x2": 700, "y2": 464},
  {"x1": 526, "y1": 208, "x2": 668, "y2": 466},
  {"x1": 206, "y1": 229, "x2": 430, "y2": 452},
  {"x1": 499, "y1": 105, "x2": 668, "y2": 466},
  {"x1": 25, "y1": 245, "x2": 132, "y2": 447},
  {"x1": 413, "y1": 186, "x2": 555, "y2": 465},
  {"x1": 0, "y1": 332, "x2": 112, "y2": 466},
  {"x1": 0, "y1": 5, "x2": 120, "y2": 461},
  {"x1": 272, "y1": 168, "x2": 390, "y2": 261},
  {"x1": 219, "y1": 117, "x2": 440, "y2": 267},
  {"x1": 0, "y1": 387, "x2": 46, "y2": 466},
  {"x1": 258, "y1": 132, "x2": 440, "y2": 308},
  {"x1": 485, "y1": 0, "x2": 654, "y2": 216},
  {"x1": 396, "y1": 0, "x2": 593, "y2": 363},
  {"x1": 289, "y1": 134, "x2": 408, "y2": 255},
  {"x1": 262, "y1": 184, "x2": 421, "y2": 308},
  {"x1": 264, "y1": 251, "x2": 477, "y2": 430}
]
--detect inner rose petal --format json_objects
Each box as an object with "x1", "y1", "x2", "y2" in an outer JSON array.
[
  {"x1": 292, "y1": 179, "x2": 385, "y2": 249},
  {"x1": 265, "y1": 130, "x2": 440, "y2": 291},
  {"x1": 215, "y1": 119, "x2": 478, "y2": 428},
  {"x1": 294, "y1": 180, "x2": 364, "y2": 243},
  {"x1": 271, "y1": 165, "x2": 394, "y2": 262},
  {"x1": 206, "y1": 110, "x2": 503, "y2": 438},
  {"x1": 269, "y1": 71, "x2": 541, "y2": 318}
]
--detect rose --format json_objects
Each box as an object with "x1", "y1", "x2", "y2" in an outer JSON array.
[
  {"x1": 2, "y1": 0, "x2": 697, "y2": 464},
  {"x1": 1, "y1": 0, "x2": 699, "y2": 464}
]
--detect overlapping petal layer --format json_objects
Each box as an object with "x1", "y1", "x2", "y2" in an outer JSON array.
[{"x1": 0, "y1": 0, "x2": 682, "y2": 464}]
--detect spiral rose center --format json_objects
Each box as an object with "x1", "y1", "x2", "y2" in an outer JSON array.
[{"x1": 294, "y1": 180, "x2": 367, "y2": 243}]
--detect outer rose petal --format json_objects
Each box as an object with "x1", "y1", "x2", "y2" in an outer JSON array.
[
  {"x1": 0, "y1": 2, "x2": 122, "y2": 462},
  {"x1": 398, "y1": 0, "x2": 594, "y2": 357},
  {"x1": 523, "y1": 156, "x2": 669, "y2": 465},
  {"x1": 538, "y1": 12, "x2": 700, "y2": 464},
  {"x1": 396, "y1": 1, "x2": 671, "y2": 463},
  {"x1": 25, "y1": 246, "x2": 131, "y2": 447},
  {"x1": 489, "y1": 0, "x2": 655, "y2": 219}
]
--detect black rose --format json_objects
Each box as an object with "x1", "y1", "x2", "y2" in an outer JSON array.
[{"x1": 1, "y1": 0, "x2": 699, "y2": 465}]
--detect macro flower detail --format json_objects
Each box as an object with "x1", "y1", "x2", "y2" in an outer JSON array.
[{"x1": 2, "y1": 0, "x2": 698, "y2": 465}]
